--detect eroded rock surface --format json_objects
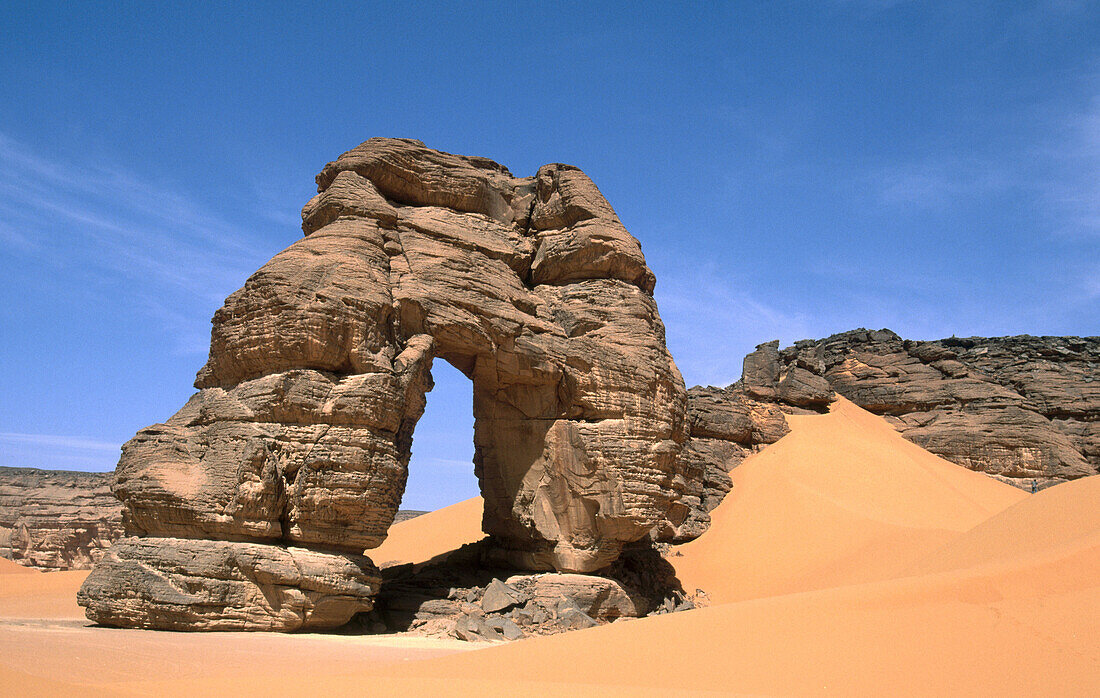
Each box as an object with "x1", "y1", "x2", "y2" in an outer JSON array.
[
  {"x1": 664, "y1": 329, "x2": 1099, "y2": 537},
  {"x1": 78, "y1": 537, "x2": 380, "y2": 631},
  {"x1": 0, "y1": 467, "x2": 123, "y2": 570},
  {"x1": 733, "y1": 330, "x2": 1100, "y2": 489},
  {"x1": 81, "y1": 138, "x2": 692, "y2": 630}
]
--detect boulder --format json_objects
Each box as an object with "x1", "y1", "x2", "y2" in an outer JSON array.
[
  {"x1": 511, "y1": 572, "x2": 649, "y2": 619},
  {"x1": 552, "y1": 598, "x2": 599, "y2": 630},
  {"x1": 78, "y1": 537, "x2": 380, "y2": 631},
  {"x1": 480, "y1": 578, "x2": 527, "y2": 613}
]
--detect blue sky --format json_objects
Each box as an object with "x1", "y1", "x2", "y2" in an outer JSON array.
[{"x1": 1, "y1": 2, "x2": 1098, "y2": 509}]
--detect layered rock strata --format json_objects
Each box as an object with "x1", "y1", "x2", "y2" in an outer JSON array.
[
  {"x1": 665, "y1": 329, "x2": 1099, "y2": 535},
  {"x1": 656, "y1": 386, "x2": 794, "y2": 542},
  {"x1": 0, "y1": 467, "x2": 123, "y2": 570},
  {"x1": 739, "y1": 330, "x2": 1099, "y2": 489},
  {"x1": 81, "y1": 138, "x2": 692, "y2": 630},
  {"x1": 78, "y1": 538, "x2": 380, "y2": 631}
]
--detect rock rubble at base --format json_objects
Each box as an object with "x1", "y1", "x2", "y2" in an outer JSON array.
[{"x1": 352, "y1": 540, "x2": 697, "y2": 642}]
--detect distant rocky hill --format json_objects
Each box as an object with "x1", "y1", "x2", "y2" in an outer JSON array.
[
  {"x1": 723, "y1": 330, "x2": 1098, "y2": 488},
  {"x1": 0, "y1": 467, "x2": 123, "y2": 570},
  {"x1": 669, "y1": 330, "x2": 1097, "y2": 542},
  {"x1": 393, "y1": 510, "x2": 428, "y2": 524}
]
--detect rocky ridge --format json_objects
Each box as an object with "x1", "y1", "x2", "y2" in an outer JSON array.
[
  {"x1": 0, "y1": 467, "x2": 123, "y2": 570},
  {"x1": 736, "y1": 330, "x2": 1099, "y2": 489}
]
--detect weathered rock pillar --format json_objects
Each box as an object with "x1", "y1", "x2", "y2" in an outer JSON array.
[{"x1": 79, "y1": 138, "x2": 693, "y2": 630}]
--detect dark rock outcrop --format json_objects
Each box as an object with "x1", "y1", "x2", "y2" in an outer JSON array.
[
  {"x1": 359, "y1": 539, "x2": 693, "y2": 641},
  {"x1": 0, "y1": 467, "x2": 123, "y2": 570},
  {"x1": 80, "y1": 138, "x2": 695, "y2": 630},
  {"x1": 738, "y1": 330, "x2": 1099, "y2": 489}
]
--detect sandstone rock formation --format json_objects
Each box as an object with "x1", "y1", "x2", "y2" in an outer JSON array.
[
  {"x1": 80, "y1": 138, "x2": 692, "y2": 631},
  {"x1": 736, "y1": 330, "x2": 1099, "y2": 489},
  {"x1": 0, "y1": 467, "x2": 122, "y2": 570},
  {"x1": 657, "y1": 387, "x2": 793, "y2": 542},
  {"x1": 78, "y1": 538, "x2": 380, "y2": 631},
  {"x1": 664, "y1": 329, "x2": 1099, "y2": 537}
]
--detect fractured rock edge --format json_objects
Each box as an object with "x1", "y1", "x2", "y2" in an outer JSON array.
[{"x1": 719, "y1": 330, "x2": 1099, "y2": 491}]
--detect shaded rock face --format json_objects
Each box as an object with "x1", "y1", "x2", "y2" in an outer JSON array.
[
  {"x1": 81, "y1": 138, "x2": 691, "y2": 630},
  {"x1": 0, "y1": 467, "x2": 123, "y2": 570},
  {"x1": 360, "y1": 540, "x2": 691, "y2": 641},
  {"x1": 740, "y1": 330, "x2": 1100, "y2": 488}
]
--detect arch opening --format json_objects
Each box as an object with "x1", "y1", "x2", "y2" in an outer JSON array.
[{"x1": 402, "y1": 359, "x2": 478, "y2": 512}]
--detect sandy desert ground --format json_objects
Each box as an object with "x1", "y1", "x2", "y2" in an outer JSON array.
[{"x1": 1, "y1": 397, "x2": 1097, "y2": 696}]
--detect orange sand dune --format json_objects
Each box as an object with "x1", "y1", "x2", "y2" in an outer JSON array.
[
  {"x1": 371, "y1": 539, "x2": 1098, "y2": 697},
  {"x1": 0, "y1": 569, "x2": 88, "y2": 618},
  {"x1": 0, "y1": 557, "x2": 35, "y2": 575},
  {"x1": 369, "y1": 495, "x2": 486, "y2": 567},
  {"x1": 2, "y1": 398, "x2": 1097, "y2": 696},
  {"x1": 355, "y1": 399, "x2": 1096, "y2": 696},
  {"x1": 673, "y1": 397, "x2": 1027, "y2": 602},
  {"x1": 911, "y1": 473, "x2": 1100, "y2": 575}
]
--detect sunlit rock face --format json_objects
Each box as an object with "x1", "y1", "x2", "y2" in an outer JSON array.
[
  {"x1": 0, "y1": 467, "x2": 123, "y2": 570},
  {"x1": 787, "y1": 330, "x2": 1100, "y2": 489},
  {"x1": 80, "y1": 138, "x2": 695, "y2": 630},
  {"x1": 656, "y1": 329, "x2": 1100, "y2": 543}
]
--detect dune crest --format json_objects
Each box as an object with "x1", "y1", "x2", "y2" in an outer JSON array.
[
  {"x1": 911, "y1": 473, "x2": 1100, "y2": 575},
  {"x1": 370, "y1": 496, "x2": 486, "y2": 567},
  {"x1": 364, "y1": 399, "x2": 1097, "y2": 696},
  {"x1": 0, "y1": 557, "x2": 35, "y2": 575},
  {"x1": 672, "y1": 396, "x2": 1026, "y2": 602}
]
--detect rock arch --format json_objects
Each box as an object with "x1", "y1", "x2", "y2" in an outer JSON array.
[{"x1": 79, "y1": 138, "x2": 692, "y2": 630}]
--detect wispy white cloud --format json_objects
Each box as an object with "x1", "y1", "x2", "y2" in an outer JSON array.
[
  {"x1": 0, "y1": 431, "x2": 120, "y2": 451},
  {"x1": 865, "y1": 70, "x2": 1100, "y2": 242},
  {"x1": 0, "y1": 133, "x2": 282, "y2": 354},
  {"x1": 1036, "y1": 92, "x2": 1100, "y2": 238},
  {"x1": 656, "y1": 261, "x2": 815, "y2": 388},
  {"x1": 872, "y1": 158, "x2": 1017, "y2": 209}
]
